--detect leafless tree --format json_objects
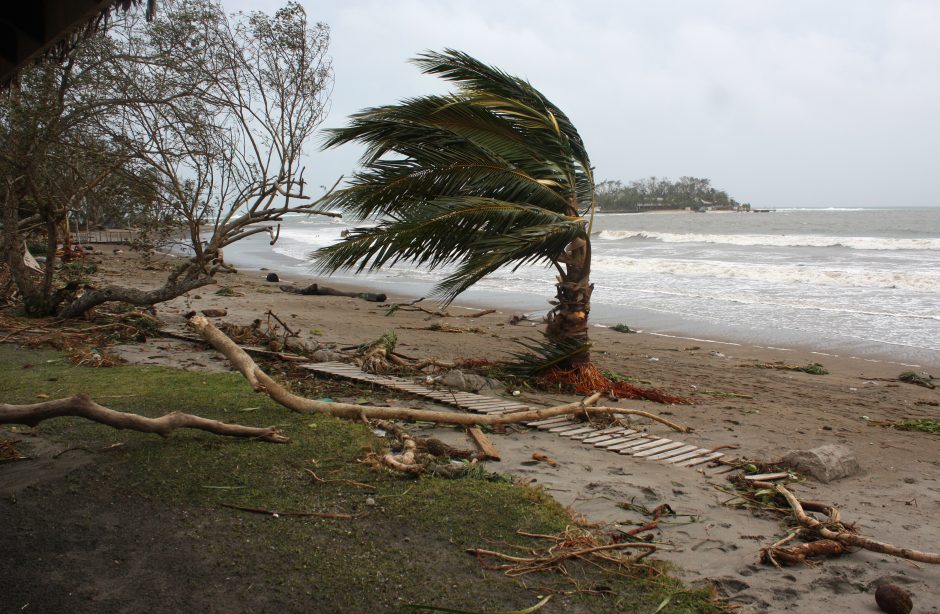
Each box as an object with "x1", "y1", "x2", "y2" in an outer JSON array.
[{"x1": 1, "y1": 0, "x2": 334, "y2": 318}]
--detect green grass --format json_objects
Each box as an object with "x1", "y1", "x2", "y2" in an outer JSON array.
[
  {"x1": 0, "y1": 344, "x2": 724, "y2": 613},
  {"x1": 893, "y1": 418, "x2": 940, "y2": 434}
]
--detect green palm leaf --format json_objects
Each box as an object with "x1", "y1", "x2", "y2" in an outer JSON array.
[{"x1": 313, "y1": 49, "x2": 596, "y2": 363}]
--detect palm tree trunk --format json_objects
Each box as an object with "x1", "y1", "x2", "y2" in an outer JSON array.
[{"x1": 545, "y1": 237, "x2": 593, "y2": 366}]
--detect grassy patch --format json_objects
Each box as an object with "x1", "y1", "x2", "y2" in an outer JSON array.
[{"x1": 1, "y1": 344, "x2": 724, "y2": 613}]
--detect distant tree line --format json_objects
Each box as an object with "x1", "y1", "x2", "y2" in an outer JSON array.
[{"x1": 596, "y1": 176, "x2": 744, "y2": 212}]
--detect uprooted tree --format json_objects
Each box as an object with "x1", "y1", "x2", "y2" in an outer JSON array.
[
  {"x1": 311, "y1": 49, "x2": 597, "y2": 370},
  {"x1": 1, "y1": 0, "x2": 334, "y2": 318}
]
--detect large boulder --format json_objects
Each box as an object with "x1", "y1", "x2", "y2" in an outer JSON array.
[{"x1": 781, "y1": 444, "x2": 861, "y2": 483}]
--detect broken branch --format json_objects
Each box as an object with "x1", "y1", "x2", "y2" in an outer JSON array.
[
  {"x1": 0, "y1": 394, "x2": 288, "y2": 443},
  {"x1": 188, "y1": 316, "x2": 690, "y2": 431}
]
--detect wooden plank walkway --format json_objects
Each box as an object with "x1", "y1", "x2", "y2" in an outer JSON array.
[{"x1": 301, "y1": 361, "x2": 724, "y2": 468}]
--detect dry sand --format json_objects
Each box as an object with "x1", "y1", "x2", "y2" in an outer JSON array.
[{"x1": 90, "y1": 247, "x2": 940, "y2": 612}]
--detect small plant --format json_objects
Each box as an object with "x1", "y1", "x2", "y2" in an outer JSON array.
[
  {"x1": 610, "y1": 323, "x2": 636, "y2": 333},
  {"x1": 899, "y1": 371, "x2": 936, "y2": 389},
  {"x1": 309, "y1": 328, "x2": 323, "y2": 336},
  {"x1": 797, "y1": 362, "x2": 829, "y2": 375},
  {"x1": 893, "y1": 418, "x2": 940, "y2": 434},
  {"x1": 61, "y1": 261, "x2": 98, "y2": 284},
  {"x1": 603, "y1": 370, "x2": 645, "y2": 385},
  {"x1": 214, "y1": 286, "x2": 236, "y2": 297}
]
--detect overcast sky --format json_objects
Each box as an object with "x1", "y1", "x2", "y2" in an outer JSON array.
[{"x1": 225, "y1": 0, "x2": 940, "y2": 208}]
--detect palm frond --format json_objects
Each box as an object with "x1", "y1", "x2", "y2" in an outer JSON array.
[
  {"x1": 312, "y1": 198, "x2": 582, "y2": 283},
  {"x1": 506, "y1": 335, "x2": 593, "y2": 377},
  {"x1": 313, "y1": 49, "x2": 595, "y2": 306}
]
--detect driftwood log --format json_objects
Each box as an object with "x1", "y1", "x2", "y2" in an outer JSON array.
[
  {"x1": 0, "y1": 394, "x2": 288, "y2": 443},
  {"x1": 279, "y1": 283, "x2": 386, "y2": 303},
  {"x1": 187, "y1": 316, "x2": 691, "y2": 431},
  {"x1": 754, "y1": 481, "x2": 940, "y2": 565}
]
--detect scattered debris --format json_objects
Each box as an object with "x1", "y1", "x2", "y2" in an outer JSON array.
[
  {"x1": 190, "y1": 315, "x2": 691, "y2": 430},
  {"x1": 898, "y1": 370, "x2": 936, "y2": 389},
  {"x1": 531, "y1": 452, "x2": 558, "y2": 467},
  {"x1": 745, "y1": 361, "x2": 829, "y2": 375},
  {"x1": 540, "y1": 363, "x2": 692, "y2": 405},
  {"x1": 385, "y1": 297, "x2": 494, "y2": 319},
  {"x1": 280, "y1": 282, "x2": 386, "y2": 302},
  {"x1": 610, "y1": 323, "x2": 636, "y2": 333},
  {"x1": 468, "y1": 527, "x2": 659, "y2": 578}
]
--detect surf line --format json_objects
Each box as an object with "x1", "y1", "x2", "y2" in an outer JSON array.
[{"x1": 648, "y1": 332, "x2": 742, "y2": 346}]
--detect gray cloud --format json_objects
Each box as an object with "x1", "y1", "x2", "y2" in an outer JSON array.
[{"x1": 226, "y1": 0, "x2": 940, "y2": 207}]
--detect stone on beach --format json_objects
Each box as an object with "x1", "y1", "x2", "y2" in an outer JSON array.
[
  {"x1": 438, "y1": 369, "x2": 503, "y2": 394},
  {"x1": 781, "y1": 444, "x2": 861, "y2": 483}
]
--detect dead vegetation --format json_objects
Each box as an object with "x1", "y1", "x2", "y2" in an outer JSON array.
[{"x1": 720, "y1": 467, "x2": 940, "y2": 568}]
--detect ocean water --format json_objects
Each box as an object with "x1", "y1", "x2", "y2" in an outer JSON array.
[{"x1": 225, "y1": 207, "x2": 940, "y2": 368}]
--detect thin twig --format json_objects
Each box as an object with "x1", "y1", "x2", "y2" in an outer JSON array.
[
  {"x1": 220, "y1": 503, "x2": 361, "y2": 519},
  {"x1": 304, "y1": 468, "x2": 375, "y2": 491}
]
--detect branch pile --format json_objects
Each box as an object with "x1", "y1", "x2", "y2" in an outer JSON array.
[{"x1": 468, "y1": 527, "x2": 660, "y2": 578}]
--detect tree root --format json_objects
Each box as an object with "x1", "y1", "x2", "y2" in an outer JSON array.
[
  {"x1": 0, "y1": 394, "x2": 289, "y2": 443},
  {"x1": 761, "y1": 534, "x2": 846, "y2": 567},
  {"x1": 754, "y1": 481, "x2": 940, "y2": 565},
  {"x1": 189, "y1": 316, "x2": 690, "y2": 431}
]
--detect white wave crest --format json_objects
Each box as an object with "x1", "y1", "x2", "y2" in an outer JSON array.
[
  {"x1": 597, "y1": 230, "x2": 940, "y2": 251},
  {"x1": 590, "y1": 256, "x2": 940, "y2": 292}
]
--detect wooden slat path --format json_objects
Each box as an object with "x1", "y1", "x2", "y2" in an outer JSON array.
[
  {"x1": 301, "y1": 362, "x2": 532, "y2": 414},
  {"x1": 301, "y1": 361, "x2": 724, "y2": 469}
]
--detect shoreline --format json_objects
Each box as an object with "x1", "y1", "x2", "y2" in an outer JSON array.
[{"x1": 220, "y1": 236, "x2": 939, "y2": 372}]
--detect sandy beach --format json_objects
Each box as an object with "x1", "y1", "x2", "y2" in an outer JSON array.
[{"x1": 44, "y1": 246, "x2": 940, "y2": 611}]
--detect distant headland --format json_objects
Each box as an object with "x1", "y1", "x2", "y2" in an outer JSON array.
[{"x1": 597, "y1": 176, "x2": 755, "y2": 212}]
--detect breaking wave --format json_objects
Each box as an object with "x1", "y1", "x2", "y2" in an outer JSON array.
[{"x1": 596, "y1": 230, "x2": 940, "y2": 251}]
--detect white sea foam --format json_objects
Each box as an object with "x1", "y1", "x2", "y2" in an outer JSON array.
[
  {"x1": 589, "y1": 256, "x2": 940, "y2": 292},
  {"x1": 596, "y1": 230, "x2": 940, "y2": 251}
]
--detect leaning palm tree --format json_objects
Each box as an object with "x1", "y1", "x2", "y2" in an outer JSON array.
[{"x1": 312, "y1": 49, "x2": 596, "y2": 367}]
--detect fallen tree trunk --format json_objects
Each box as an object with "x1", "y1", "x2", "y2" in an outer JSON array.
[
  {"x1": 0, "y1": 394, "x2": 289, "y2": 443},
  {"x1": 754, "y1": 480, "x2": 940, "y2": 565},
  {"x1": 279, "y1": 282, "x2": 386, "y2": 303},
  {"x1": 188, "y1": 316, "x2": 689, "y2": 431}
]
